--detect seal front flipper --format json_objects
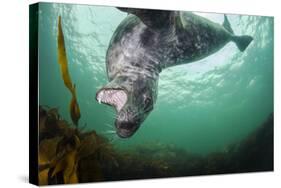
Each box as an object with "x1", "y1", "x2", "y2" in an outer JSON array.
[
  {"x1": 223, "y1": 14, "x2": 253, "y2": 52},
  {"x1": 117, "y1": 7, "x2": 174, "y2": 30},
  {"x1": 223, "y1": 14, "x2": 234, "y2": 34}
]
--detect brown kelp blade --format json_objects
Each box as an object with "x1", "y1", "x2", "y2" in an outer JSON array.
[
  {"x1": 70, "y1": 85, "x2": 81, "y2": 126},
  {"x1": 57, "y1": 16, "x2": 81, "y2": 126},
  {"x1": 57, "y1": 16, "x2": 73, "y2": 92}
]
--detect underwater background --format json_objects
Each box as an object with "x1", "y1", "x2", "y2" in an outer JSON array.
[{"x1": 38, "y1": 2, "x2": 273, "y2": 156}]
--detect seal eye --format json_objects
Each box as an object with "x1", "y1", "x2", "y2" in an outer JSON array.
[
  {"x1": 144, "y1": 97, "x2": 151, "y2": 105},
  {"x1": 144, "y1": 97, "x2": 152, "y2": 110}
]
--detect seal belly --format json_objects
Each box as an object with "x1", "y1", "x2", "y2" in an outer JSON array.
[{"x1": 176, "y1": 12, "x2": 232, "y2": 64}]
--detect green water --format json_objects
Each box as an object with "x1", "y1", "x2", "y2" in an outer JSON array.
[{"x1": 38, "y1": 3, "x2": 273, "y2": 155}]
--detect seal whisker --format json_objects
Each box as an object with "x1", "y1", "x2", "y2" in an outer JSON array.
[
  {"x1": 105, "y1": 108, "x2": 118, "y2": 117},
  {"x1": 103, "y1": 124, "x2": 114, "y2": 131},
  {"x1": 105, "y1": 123, "x2": 114, "y2": 129},
  {"x1": 101, "y1": 132, "x2": 116, "y2": 138},
  {"x1": 100, "y1": 131, "x2": 115, "y2": 136},
  {"x1": 105, "y1": 130, "x2": 116, "y2": 134},
  {"x1": 105, "y1": 110, "x2": 118, "y2": 119},
  {"x1": 132, "y1": 110, "x2": 145, "y2": 119},
  {"x1": 110, "y1": 134, "x2": 120, "y2": 143},
  {"x1": 105, "y1": 109, "x2": 116, "y2": 116}
]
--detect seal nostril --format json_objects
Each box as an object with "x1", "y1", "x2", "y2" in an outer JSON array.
[{"x1": 115, "y1": 118, "x2": 141, "y2": 138}]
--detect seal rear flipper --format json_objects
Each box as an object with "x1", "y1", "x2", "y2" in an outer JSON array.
[
  {"x1": 223, "y1": 14, "x2": 234, "y2": 34},
  {"x1": 117, "y1": 7, "x2": 174, "y2": 30},
  {"x1": 232, "y1": 35, "x2": 253, "y2": 52},
  {"x1": 222, "y1": 15, "x2": 253, "y2": 52}
]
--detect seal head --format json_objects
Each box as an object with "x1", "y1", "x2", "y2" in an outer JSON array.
[{"x1": 96, "y1": 74, "x2": 157, "y2": 138}]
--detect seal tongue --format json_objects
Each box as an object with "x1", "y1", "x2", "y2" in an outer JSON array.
[{"x1": 96, "y1": 89, "x2": 127, "y2": 112}]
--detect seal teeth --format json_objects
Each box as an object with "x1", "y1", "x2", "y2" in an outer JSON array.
[{"x1": 97, "y1": 89, "x2": 127, "y2": 112}]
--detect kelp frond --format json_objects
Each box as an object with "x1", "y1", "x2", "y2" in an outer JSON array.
[{"x1": 57, "y1": 16, "x2": 81, "y2": 126}]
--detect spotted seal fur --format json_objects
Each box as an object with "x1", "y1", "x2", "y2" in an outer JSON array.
[{"x1": 96, "y1": 8, "x2": 253, "y2": 138}]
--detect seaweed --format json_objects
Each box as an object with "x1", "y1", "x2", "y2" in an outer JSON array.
[
  {"x1": 57, "y1": 16, "x2": 81, "y2": 126},
  {"x1": 38, "y1": 105, "x2": 273, "y2": 185},
  {"x1": 38, "y1": 104, "x2": 120, "y2": 185}
]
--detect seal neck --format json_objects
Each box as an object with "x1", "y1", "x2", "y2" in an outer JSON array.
[{"x1": 106, "y1": 73, "x2": 158, "y2": 94}]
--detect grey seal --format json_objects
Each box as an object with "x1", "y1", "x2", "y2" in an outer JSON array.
[{"x1": 96, "y1": 8, "x2": 253, "y2": 138}]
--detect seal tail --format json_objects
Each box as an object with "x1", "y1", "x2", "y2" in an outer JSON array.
[
  {"x1": 223, "y1": 14, "x2": 253, "y2": 52},
  {"x1": 231, "y1": 35, "x2": 253, "y2": 52}
]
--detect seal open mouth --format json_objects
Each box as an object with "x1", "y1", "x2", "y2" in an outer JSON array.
[{"x1": 96, "y1": 88, "x2": 127, "y2": 112}]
